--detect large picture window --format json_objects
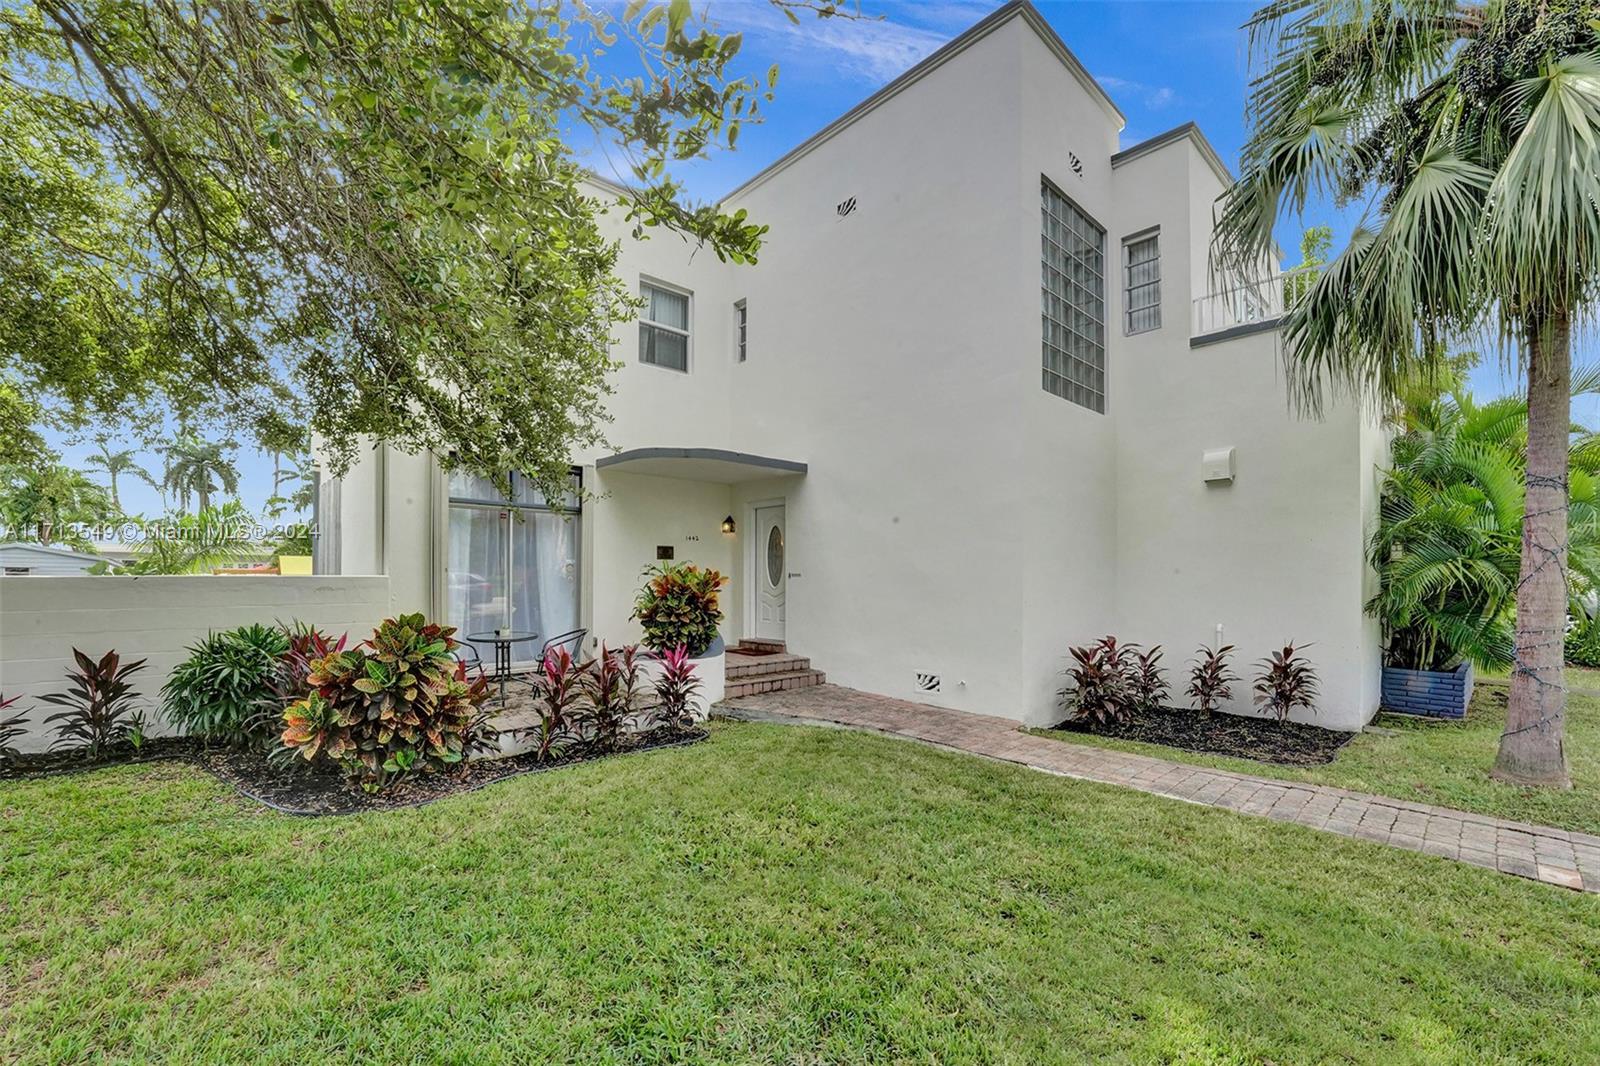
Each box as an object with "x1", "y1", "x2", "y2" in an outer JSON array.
[
  {"x1": 447, "y1": 469, "x2": 581, "y2": 667},
  {"x1": 1041, "y1": 178, "x2": 1106, "y2": 413}
]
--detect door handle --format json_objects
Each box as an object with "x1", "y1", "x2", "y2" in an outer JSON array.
[{"x1": 787, "y1": 572, "x2": 801, "y2": 578}]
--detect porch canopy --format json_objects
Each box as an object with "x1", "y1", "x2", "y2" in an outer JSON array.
[{"x1": 595, "y1": 447, "x2": 806, "y2": 483}]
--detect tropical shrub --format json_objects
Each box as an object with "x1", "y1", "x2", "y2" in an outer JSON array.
[
  {"x1": 162, "y1": 623, "x2": 291, "y2": 746},
  {"x1": 1186, "y1": 645, "x2": 1238, "y2": 717},
  {"x1": 40, "y1": 649, "x2": 149, "y2": 757},
  {"x1": 1566, "y1": 614, "x2": 1600, "y2": 668},
  {"x1": 650, "y1": 645, "x2": 703, "y2": 728},
  {"x1": 269, "y1": 622, "x2": 351, "y2": 703},
  {"x1": 280, "y1": 613, "x2": 492, "y2": 792},
  {"x1": 525, "y1": 646, "x2": 585, "y2": 762},
  {"x1": 631, "y1": 562, "x2": 727, "y2": 656},
  {"x1": 1060, "y1": 636, "x2": 1136, "y2": 726},
  {"x1": 1368, "y1": 371, "x2": 1600, "y2": 672},
  {"x1": 1253, "y1": 643, "x2": 1320, "y2": 723},
  {"x1": 577, "y1": 643, "x2": 644, "y2": 751},
  {"x1": 1129, "y1": 645, "x2": 1169, "y2": 710},
  {"x1": 0, "y1": 693, "x2": 29, "y2": 767}
]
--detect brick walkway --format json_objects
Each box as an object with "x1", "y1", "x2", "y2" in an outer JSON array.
[{"x1": 719, "y1": 684, "x2": 1600, "y2": 894}]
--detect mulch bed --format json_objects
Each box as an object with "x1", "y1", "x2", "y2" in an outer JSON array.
[
  {"x1": 1054, "y1": 705, "x2": 1355, "y2": 766},
  {"x1": 2, "y1": 727, "x2": 708, "y2": 815},
  {"x1": 1, "y1": 736, "x2": 204, "y2": 780}
]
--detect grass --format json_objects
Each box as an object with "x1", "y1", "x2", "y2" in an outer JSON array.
[
  {"x1": 3, "y1": 723, "x2": 1600, "y2": 1063},
  {"x1": 1034, "y1": 682, "x2": 1600, "y2": 835}
]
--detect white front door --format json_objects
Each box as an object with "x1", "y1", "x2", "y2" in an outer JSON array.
[{"x1": 755, "y1": 504, "x2": 786, "y2": 642}]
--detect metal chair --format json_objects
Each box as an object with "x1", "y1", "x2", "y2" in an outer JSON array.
[
  {"x1": 541, "y1": 628, "x2": 588, "y2": 662},
  {"x1": 453, "y1": 641, "x2": 485, "y2": 676}
]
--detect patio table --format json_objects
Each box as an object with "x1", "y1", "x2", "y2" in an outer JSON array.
[{"x1": 465, "y1": 630, "x2": 541, "y2": 704}]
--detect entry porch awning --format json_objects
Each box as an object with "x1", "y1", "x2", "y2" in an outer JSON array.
[{"x1": 594, "y1": 447, "x2": 806, "y2": 483}]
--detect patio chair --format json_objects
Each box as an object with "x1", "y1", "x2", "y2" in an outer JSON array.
[
  {"x1": 541, "y1": 628, "x2": 588, "y2": 663},
  {"x1": 453, "y1": 641, "x2": 485, "y2": 677}
]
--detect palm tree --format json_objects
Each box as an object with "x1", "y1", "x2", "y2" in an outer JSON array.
[
  {"x1": 1213, "y1": 1, "x2": 1600, "y2": 787},
  {"x1": 161, "y1": 435, "x2": 240, "y2": 514},
  {"x1": 84, "y1": 441, "x2": 155, "y2": 514},
  {"x1": 1371, "y1": 368, "x2": 1600, "y2": 674},
  {"x1": 0, "y1": 463, "x2": 114, "y2": 548}
]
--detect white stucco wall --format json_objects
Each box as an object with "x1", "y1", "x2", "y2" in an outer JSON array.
[
  {"x1": 0, "y1": 575, "x2": 391, "y2": 751},
  {"x1": 585, "y1": 468, "x2": 739, "y2": 652}
]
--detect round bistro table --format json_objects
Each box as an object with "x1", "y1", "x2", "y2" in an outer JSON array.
[{"x1": 465, "y1": 630, "x2": 541, "y2": 704}]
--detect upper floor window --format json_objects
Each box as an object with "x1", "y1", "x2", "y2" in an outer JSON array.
[
  {"x1": 735, "y1": 299, "x2": 747, "y2": 362},
  {"x1": 1123, "y1": 230, "x2": 1161, "y2": 334},
  {"x1": 640, "y1": 281, "x2": 690, "y2": 371},
  {"x1": 1041, "y1": 178, "x2": 1106, "y2": 413}
]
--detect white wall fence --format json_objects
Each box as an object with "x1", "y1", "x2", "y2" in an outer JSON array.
[{"x1": 0, "y1": 575, "x2": 390, "y2": 752}]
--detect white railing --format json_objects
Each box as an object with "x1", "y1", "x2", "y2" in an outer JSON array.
[{"x1": 1192, "y1": 267, "x2": 1317, "y2": 338}]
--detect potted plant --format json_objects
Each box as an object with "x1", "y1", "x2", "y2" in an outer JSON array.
[{"x1": 631, "y1": 562, "x2": 728, "y2": 717}]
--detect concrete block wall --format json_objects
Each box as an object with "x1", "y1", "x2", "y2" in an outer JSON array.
[{"x1": 0, "y1": 575, "x2": 391, "y2": 751}]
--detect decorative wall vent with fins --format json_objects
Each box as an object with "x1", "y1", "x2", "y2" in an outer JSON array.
[{"x1": 914, "y1": 672, "x2": 941, "y2": 693}]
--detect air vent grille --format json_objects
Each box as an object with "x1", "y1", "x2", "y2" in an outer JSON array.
[{"x1": 914, "y1": 672, "x2": 941, "y2": 693}]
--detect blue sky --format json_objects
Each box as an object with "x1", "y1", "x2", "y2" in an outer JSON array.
[{"x1": 52, "y1": 0, "x2": 1581, "y2": 518}]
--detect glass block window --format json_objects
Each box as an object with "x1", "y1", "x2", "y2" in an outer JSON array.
[
  {"x1": 1041, "y1": 178, "x2": 1106, "y2": 412},
  {"x1": 735, "y1": 299, "x2": 747, "y2": 362},
  {"x1": 640, "y1": 282, "x2": 690, "y2": 371},
  {"x1": 1124, "y1": 231, "x2": 1161, "y2": 334}
]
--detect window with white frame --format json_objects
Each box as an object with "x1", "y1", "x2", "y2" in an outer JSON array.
[
  {"x1": 1123, "y1": 230, "x2": 1161, "y2": 334},
  {"x1": 735, "y1": 299, "x2": 747, "y2": 362},
  {"x1": 1041, "y1": 178, "x2": 1106, "y2": 413},
  {"x1": 640, "y1": 281, "x2": 690, "y2": 371}
]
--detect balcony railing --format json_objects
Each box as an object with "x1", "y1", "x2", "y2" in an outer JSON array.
[{"x1": 1192, "y1": 267, "x2": 1317, "y2": 338}]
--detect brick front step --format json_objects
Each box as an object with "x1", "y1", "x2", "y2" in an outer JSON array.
[
  {"x1": 726, "y1": 651, "x2": 812, "y2": 680},
  {"x1": 735, "y1": 638, "x2": 786, "y2": 654},
  {"x1": 725, "y1": 668, "x2": 826, "y2": 698}
]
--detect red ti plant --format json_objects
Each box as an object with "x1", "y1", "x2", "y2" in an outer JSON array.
[
  {"x1": 1060, "y1": 635, "x2": 1136, "y2": 726},
  {"x1": 1186, "y1": 645, "x2": 1239, "y2": 717},
  {"x1": 1129, "y1": 645, "x2": 1169, "y2": 710},
  {"x1": 1253, "y1": 643, "x2": 1320, "y2": 723},
  {"x1": 39, "y1": 649, "x2": 149, "y2": 758},
  {"x1": 525, "y1": 645, "x2": 585, "y2": 761},
  {"x1": 579, "y1": 643, "x2": 643, "y2": 752},
  {"x1": 1, "y1": 693, "x2": 30, "y2": 767},
  {"x1": 650, "y1": 644, "x2": 702, "y2": 729}
]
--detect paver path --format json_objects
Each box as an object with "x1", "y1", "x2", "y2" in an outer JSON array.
[{"x1": 720, "y1": 684, "x2": 1600, "y2": 895}]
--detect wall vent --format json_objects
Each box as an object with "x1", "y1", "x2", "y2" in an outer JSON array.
[{"x1": 914, "y1": 672, "x2": 941, "y2": 694}]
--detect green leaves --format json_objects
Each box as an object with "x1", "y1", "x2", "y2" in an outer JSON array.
[
  {"x1": 4, "y1": 0, "x2": 795, "y2": 494},
  {"x1": 1216, "y1": 0, "x2": 1600, "y2": 411}
]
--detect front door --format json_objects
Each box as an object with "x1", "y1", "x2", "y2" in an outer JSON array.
[{"x1": 755, "y1": 504, "x2": 786, "y2": 642}]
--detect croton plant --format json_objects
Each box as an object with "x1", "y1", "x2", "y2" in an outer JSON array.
[
  {"x1": 631, "y1": 562, "x2": 727, "y2": 657},
  {"x1": 281, "y1": 613, "x2": 491, "y2": 791}
]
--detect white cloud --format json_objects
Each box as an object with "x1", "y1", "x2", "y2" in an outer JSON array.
[
  {"x1": 1096, "y1": 73, "x2": 1177, "y2": 111},
  {"x1": 709, "y1": 0, "x2": 975, "y2": 86}
]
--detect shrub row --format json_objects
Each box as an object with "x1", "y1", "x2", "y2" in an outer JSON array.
[
  {"x1": 0, "y1": 613, "x2": 703, "y2": 792},
  {"x1": 1060, "y1": 637, "x2": 1319, "y2": 726}
]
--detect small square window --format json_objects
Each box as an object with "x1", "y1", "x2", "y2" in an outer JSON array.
[{"x1": 640, "y1": 281, "x2": 690, "y2": 372}]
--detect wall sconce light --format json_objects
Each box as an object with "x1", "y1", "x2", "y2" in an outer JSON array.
[{"x1": 721, "y1": 515, "x2": 737, "y2": 535}]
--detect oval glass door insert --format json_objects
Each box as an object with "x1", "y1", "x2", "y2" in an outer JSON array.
[{"x1": 766, "y1": 524, "x2": 784, "y2": 588}]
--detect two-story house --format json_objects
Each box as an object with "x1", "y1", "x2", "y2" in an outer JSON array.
[{"x1": 321, "y1": 1, "x2": 1385, "y2": 730}]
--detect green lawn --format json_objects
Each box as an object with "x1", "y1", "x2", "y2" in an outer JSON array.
[
  {"x1": 1034, "y1": 682, "x2": 1600, "y2": 835},
  {"x1": 4, "y1": 723, "x2": 1599, "y2": 1064}
]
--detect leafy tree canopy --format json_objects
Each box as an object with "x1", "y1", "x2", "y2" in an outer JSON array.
[{"x1": 0, "y1": 0, "x2": 834, "y2": 497}]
